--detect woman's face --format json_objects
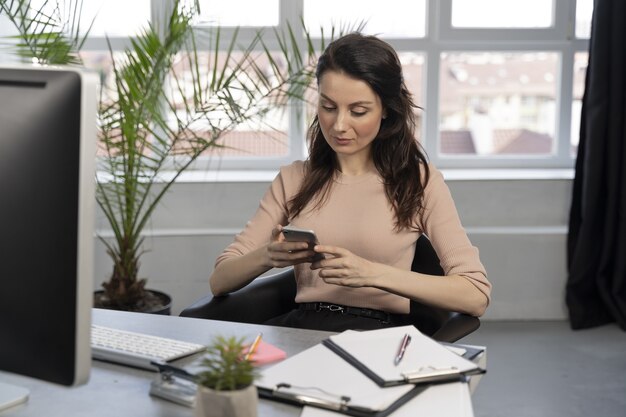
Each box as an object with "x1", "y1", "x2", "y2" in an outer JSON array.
[{"x1": 317, "y1": 70, "x2": 385, "y2": 168}]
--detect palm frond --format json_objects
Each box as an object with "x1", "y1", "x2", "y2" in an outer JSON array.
[{"x1": 0, "y1": 0, "x2": 93, "y2": 64}]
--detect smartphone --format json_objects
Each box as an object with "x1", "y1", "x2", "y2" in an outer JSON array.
[{"x1": 282, "y1": 225, "x2": 325, "y2": 262}]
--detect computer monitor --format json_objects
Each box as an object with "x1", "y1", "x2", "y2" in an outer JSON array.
[{"x1": 0, "y1": 65, "x2": 97, "y2": 410}]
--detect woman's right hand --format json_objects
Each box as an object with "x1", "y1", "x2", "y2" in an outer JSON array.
[{"x1": 265, "y1": 225, "x2": 316, "y2": 268}]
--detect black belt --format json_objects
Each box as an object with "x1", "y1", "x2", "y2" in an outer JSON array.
[{"x1": 298, "y1": 302, "x2": 393, "y2": 323}]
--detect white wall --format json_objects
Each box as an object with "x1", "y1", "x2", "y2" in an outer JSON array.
[{"x1": 94, "y1": 171, "x2": 573, "y2": 320}]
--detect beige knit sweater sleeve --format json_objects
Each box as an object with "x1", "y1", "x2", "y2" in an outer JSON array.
[{"x1": 418, "y1": 166, "x2": 491, "y2": 302}]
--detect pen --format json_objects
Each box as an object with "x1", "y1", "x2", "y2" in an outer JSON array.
[
  {"x1": 394, "y1": 333, "x2": 411, "y2": 366},
  {"x1": 244, "y1": 332, "x2": 263, "y2": 361}
]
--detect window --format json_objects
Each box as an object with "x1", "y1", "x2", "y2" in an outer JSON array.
[
  {"x1": 1, "y1": 0, "x2": 592, "y2": 170},
  {"x1": 80, "y1": 0, "x2": 150, "y2": 37},
  {"x1": 304, "y1": 0, "x2": 427, "y2": 38},
  {"x1": 439, "y1": 52, "x2": 558, "y2": 156},
  {"x1": 196, "y1": 0, "x2": 279, "y2": 27},
  {"x1": 451, "y1": 0, "x2": 553, "y2": 28},
  {"x1": 30, "y1": 0, "x2": 150, "y2": 37},
  {"x1": 168, "y1": 51, "x2": 290, "y2": 159}
]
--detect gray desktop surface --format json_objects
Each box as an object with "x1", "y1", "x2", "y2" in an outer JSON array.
[{"x1": 0, "y1": 308, "x2": 333, "y2": 417}]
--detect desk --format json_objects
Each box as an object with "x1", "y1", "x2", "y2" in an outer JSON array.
[
  {"x1": 0, "y1": 309, "x2": 333, "y2": 417},
  {"x1": 0, "y1": 309, "x2": 483, "y2": 417}
]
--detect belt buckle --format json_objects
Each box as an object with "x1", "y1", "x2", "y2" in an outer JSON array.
[
  {"x1": 328, "y1": 304, "x2": 344, "y2": 313},
  {"x1": 318, "y1": 303, "x2": 344, "y2": 313}
]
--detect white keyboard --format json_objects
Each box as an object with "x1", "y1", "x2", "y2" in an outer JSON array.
[{"x1": 91, "y1": 325, "x2": 206, "y2": 371}]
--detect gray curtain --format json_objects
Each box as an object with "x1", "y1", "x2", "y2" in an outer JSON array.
[{"x1": 567, "y1": 0, "x2": 626, "y2": 330}]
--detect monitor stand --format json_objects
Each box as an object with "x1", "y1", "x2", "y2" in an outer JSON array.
[{"x1": 0, "y1": 381, "x2": 29, "y2": 412}]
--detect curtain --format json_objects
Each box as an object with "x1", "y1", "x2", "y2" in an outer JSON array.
[{"x1": 567, "y1": 0, "x2": 626, "y2": 330}]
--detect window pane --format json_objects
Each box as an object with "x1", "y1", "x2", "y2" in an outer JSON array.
[
  {"x1": 80, "y1": 51, "x2": 125, "y2": 156},
  {"x1": 451, "y1": 0, "x2": 553, "y2": 28},
  {"x1": 197, "y1": 0, "x2": 279, "y2": 26},
  {"x1": 571, "y1": 52, "x2": 588, "y2": 156},
  {"x1": 168, "y1": 52, "x2": 289, "y2": 158},
  {"x1": 0, "y1": 14, "x2": 18, "y2": 64},
  {"x1": 576, "y1": 0, "x2": 594, "y2": 39},
  {"x1": 84, "y1": 0, "x2": 150, "y2": 36},
  {"x1": 439, "y1": 52, "x2": 558, "y2": 156},
  {"x1": 81, "y1": 50, "x2": 290, "y2": 159},
  {"x1": 30, "y1": 0, "x2": 150, "y2": 37},
  {"x1": 304, "y1": 0, "x2": 426, "y2": 38},
  {"x1": 79, "y1": 51, "x2": 116, "y2": 103}
]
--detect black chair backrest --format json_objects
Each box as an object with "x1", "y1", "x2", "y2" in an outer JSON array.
[
  {"x1": 412, "y1": 234, "x2": 445, "y2": 276},
  {"x1": 403, "y1": 235, "x2": 454, "y2": 336}
]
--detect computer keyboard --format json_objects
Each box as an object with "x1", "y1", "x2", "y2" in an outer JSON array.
[{"x1": 91, "y1": 325, "x2": 206, "y2": 371}]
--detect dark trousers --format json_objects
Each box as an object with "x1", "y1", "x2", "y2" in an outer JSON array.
[{"x1": 263, "y1": 308, "x2": 398, "y2": 332}]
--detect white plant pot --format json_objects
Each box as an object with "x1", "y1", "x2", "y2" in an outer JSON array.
[{"x1": 194, "y1": 384, "x2": 258, "y2": 417}]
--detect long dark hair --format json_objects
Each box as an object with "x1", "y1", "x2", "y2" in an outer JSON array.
[{"x1": 289, "y1": 33, "x2": 430, "y2": 231}]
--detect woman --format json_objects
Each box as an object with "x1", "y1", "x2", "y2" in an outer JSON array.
[{"x1": 209, "y1": 33, "x2": 491, "y2": 331}]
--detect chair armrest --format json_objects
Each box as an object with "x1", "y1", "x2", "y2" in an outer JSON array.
[
  {"x1": 179, "y1": 268, "x2": 297, "y2": 324},
  {"x1": 430, "y1": 313, "x2": 481, "y2": 343},
  {"x1": 403, "y1": 300, "x2": 480, "y2": 343}
]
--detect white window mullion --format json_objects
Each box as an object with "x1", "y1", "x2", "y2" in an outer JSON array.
[
  {"x1": 280, "y1": 0, "x2": 308, "y2": 162},
  {"x1": 423, "y1": 46, "x2": 442, "y2": 166},
  {"x1": 152, "y1": 0, "x2": 172, "y2": 39},
  {"x1": 421, "y1": 0, "x2": 441, "y2": 164},
  {"x1": 555, "y1": 45, "x2": 575, "y2": 166}
]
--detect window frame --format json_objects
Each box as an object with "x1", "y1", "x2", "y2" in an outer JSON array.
[
  {"x1": 427, "y1": 0, "x2": 588, "y2": 168},
  {"x1": 72, "y1": 0, "x2": 591, "y2": 170}
]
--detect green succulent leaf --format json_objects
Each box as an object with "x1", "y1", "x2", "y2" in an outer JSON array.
[{"x1": 196, "y1": 336, "x2": 258, "y2": 391}]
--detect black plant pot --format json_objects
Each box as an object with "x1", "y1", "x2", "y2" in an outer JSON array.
[{"x1": 93, "y1": 289, "x2": 172, "y2": 315}]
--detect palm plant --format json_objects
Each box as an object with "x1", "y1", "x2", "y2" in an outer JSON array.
[{"x1": 1, "y1": 0, "x2": 336, "y2": 311}]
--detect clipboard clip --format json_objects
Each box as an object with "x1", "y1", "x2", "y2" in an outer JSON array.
[
  {"x1": 402, "y1": 366, "x2": 461, "y2": 384},
  {"x1": 273, "y1": 383, "x2": 351, "y2": 412}
]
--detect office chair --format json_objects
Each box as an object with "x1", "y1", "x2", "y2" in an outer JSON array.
[{"x1": 180, "y1": 235, "x2": 480, "y2": 343}]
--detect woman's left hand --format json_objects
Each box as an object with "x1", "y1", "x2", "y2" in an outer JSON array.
[{"x1": 310, "y1": 245, "x2": 388, "y2": 288}]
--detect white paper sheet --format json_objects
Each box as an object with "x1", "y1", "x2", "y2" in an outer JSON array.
[{"x1": 257, "y1": 343, "x2": 415, "y2": 412}]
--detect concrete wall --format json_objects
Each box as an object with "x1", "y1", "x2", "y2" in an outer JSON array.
[{"x1": 94, "y1": 171, "x2": 573, "y2": 320}]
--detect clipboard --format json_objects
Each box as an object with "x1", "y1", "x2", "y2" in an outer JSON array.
[
  {"x1": 256, "y1": 343, "x2": 427, "y2": 417},
  {"x1": 299, "y1": 380, "x2": 475, "y2": 417},
  {"x1": 322, "y1": 326, "x2": 485, "y2": 388}
]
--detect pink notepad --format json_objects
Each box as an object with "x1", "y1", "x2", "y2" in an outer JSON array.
[{"x1": 245, "y1": 340, "x2": 287, "y2": 365}]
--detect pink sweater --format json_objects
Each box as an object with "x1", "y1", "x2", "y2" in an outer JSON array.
[{"x1": 216, "y1": 161, "x2": 490, "y2": 314}]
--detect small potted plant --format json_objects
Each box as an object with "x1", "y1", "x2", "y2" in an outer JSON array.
[{"x1": 195, "y1": 336, "x2": 259, "y2": 417}]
